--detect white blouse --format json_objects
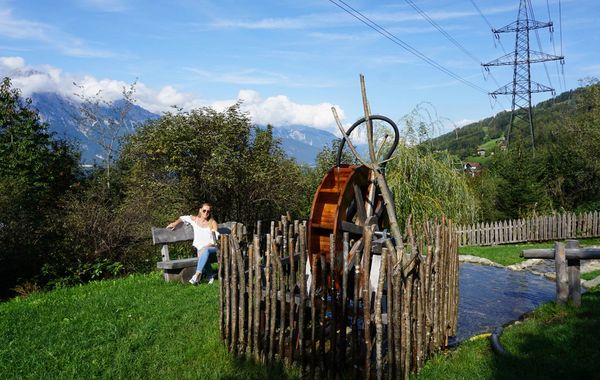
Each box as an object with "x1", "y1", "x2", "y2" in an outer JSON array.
[{"x1": 180, "y1": 215, "x2": 219, "y2": 251}]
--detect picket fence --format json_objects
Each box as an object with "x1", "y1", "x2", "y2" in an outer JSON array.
[{"x1": 456, "y1": 211, "x2": 600, "y2": 246}]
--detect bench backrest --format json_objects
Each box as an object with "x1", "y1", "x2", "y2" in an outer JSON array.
[
  {"x1": 151, "y1": 222, "x2": 236, "y2": 245},
  {"x1": 152, "y1": 221, "x2": 239, "y2": 262}
]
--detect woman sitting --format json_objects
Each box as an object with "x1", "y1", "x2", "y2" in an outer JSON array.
[{"x1": 167, "y1": 203, "x2": 219, "y2": 284}]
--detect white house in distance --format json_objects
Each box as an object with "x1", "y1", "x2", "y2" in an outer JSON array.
[{"x1": 464, "y1": 162, "x2": 482, "y2": 177}]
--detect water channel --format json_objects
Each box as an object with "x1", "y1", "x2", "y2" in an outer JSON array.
[{"x1": 456, "y1": 262, "x2": 556, "y2": 341}]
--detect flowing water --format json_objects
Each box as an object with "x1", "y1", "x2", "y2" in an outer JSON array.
[{"x1": 456, "y1": 262, "x2": 556, "y2": 341}]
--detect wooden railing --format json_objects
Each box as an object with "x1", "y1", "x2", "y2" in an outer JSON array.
[{"x1": 456, "y1": 211, "x2": 600, "y2": 247}]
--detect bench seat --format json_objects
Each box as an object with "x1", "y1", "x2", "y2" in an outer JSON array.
[
  {"x1": 156, "y1": 257, "x2": 198, "y2": 270},
  {"x1": 152, "y1": 221, "x2": 241, "y2": 283}
]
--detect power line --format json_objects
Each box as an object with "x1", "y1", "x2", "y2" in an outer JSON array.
[
  {"x1": 327, "y1": 0, "x2": 490, "y2": 94},
  {"x1": 469, "y1": 0, "x2": 507, "y2": 54},
  {"x1": 403, "y1": 0, "x2": 480, "y2": 64},
  {"x1": 402, "y1": 0, "x2": 507, "y2": 108},
  {"x1": 526, "y1": 0, "x2": 554, "y2": 92},
  {"x1": 545, "y1": 0, "x2": 565, "y2": 93},
  {"x1": 558, "y1": 0, "x2": 567, "y2": 90}
]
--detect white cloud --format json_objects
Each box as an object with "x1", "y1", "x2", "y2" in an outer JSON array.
[
  {"x1": 0, "y1": 9, "x2": 113, "y2": 58},
  {"x1": 208, "y1": 90, "x2": 343, "y2": 134},
  {"x1": 0, "y1": 56, "x2": 345, "y2": 132}
]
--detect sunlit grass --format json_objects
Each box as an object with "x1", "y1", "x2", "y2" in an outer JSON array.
[{"x1": 0, "y1": 272, "x2": 295, "y2": 379}]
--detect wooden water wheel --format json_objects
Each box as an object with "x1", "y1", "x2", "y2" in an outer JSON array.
[{"x1": 307, "y1": 115, "x2": 399, "y2": 276}]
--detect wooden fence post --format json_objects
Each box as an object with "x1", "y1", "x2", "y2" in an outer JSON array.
[
  {"x1": 566, "y1": 239, "x2": 581, "y2": 307},
  {"x1": 555, "y1": 242, "x2": 568, "y2": 306}
]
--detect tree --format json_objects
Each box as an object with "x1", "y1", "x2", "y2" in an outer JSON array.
[
  {"x1": 546, "y1": 79, "x2": 600, "y2": 210},
  {"x1": 385, "y1": 146, "x2": 478, "y2": 227},
  {"x1": 0, "y1": 77, "x2": 79, "y2": 298},
  {"x1": 73, "y1": 80, "x2": 137, "y2": 190},
  {"x1": 118, "y1": 104, "x2": 312, "y2": 235}
]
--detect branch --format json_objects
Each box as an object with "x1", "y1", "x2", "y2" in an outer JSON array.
[
  {"x1": 331, "y1": 107, "x2": 374, "y2": 170},
  {"x1": 360, "y1": 74, "x2": 377, "y2": 163}
]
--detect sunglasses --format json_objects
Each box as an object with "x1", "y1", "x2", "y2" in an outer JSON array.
[{"x1": 201, "y1": 209, "x2": 211, "y2": 213}]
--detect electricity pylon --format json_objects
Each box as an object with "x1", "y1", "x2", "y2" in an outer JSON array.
[{"x1": 482, "y1": 0, "x2": 564, "y2": 149}]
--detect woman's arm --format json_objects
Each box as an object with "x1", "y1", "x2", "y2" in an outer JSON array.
[
  {"x1": 166, "y1": 217, "x2": 182, "y2": 230},
  {"x1": 210, "y1": 219, "x2": 219, "y2": 246}
]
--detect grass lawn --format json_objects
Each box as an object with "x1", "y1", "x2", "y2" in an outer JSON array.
[
  {"x1": 0, "y1": 272, "x2": 296, "y2": 380},
  {"x1": 459, "y1": 238, "x2": 600, "y2": 266},
  {"x1": 2, "y1": 265, "x2": 599, "y2": 379},
  {"x1": 583, "y1": 269, "x2": 600, "y2": 281},
  {"x1": 417, "y1": 286, "x2": 600, "y2": 379}
]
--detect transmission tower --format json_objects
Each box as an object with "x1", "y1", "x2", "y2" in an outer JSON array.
[{"x1": 482, "y1": 0, "x2": 564, "y2": 149}]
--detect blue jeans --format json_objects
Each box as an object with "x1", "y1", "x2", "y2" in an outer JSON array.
[{"x1": 196, "y1": 246, "x2": 218, "y2": 276}]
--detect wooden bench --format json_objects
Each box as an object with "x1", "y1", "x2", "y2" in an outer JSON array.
[{"x1": 152, "y1": 221, "x2": 240, "y2": 283}]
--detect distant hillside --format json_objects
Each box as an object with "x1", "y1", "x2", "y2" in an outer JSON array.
[
  {"x1": 269, "y1": 124, "x2": 338, "y2": 165},
  {"x1": 428, "y1": 87, "x2": 582, "y2": 160},
  {"x1": 28, "y1": 92, "x2": 338, "y2": 165},
  {"x1": 29, "y1": 92, "x2": 159, "y2": 163}
]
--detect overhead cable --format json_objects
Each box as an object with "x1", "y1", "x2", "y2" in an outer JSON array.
[
  {"x1": 328, "y1": 0, "x2": 489, "y2": 94},
  {"x1": 469, "y1": 0, "x2": 507, "y2": 54}
]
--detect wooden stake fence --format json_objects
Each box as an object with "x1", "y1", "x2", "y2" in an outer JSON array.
[
  {"x1": 218, "y1": 218, "x2": 459, "y2": 378},
  {"x1": 456, "y1": 211, "x2": 600, "y2": 247}
]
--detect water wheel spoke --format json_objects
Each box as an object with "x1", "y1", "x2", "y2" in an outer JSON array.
[
  {"x1": 352, "y1": 182, "x2": 367, "y2": 226},
  {"x1": 341, "y1": 221, "x2": 363, "y2": 235}
]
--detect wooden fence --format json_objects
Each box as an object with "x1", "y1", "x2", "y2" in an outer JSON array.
[
  {"x1": 456, "y1": 211, "x2": 600, "y2": 247},
  {"x1": 218, "y1": 218, "x2": 459, "y2": 379}
]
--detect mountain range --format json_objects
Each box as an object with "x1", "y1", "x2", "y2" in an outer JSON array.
[{"x1": 28, "y1": 92, "x2": 339, "y2": 165}]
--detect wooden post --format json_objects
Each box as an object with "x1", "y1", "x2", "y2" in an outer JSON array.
[
  {"x1": 566, "y1": 239, "x2": 581, "y2": 307},
  {"x1": 276, "y1": 246, "x2": 286, "y2": 362},
  {"x1": 362, "y1": 226, "x2": 373, "y2": 380},
  {"x1": 269, "y1": 239, "x2": 278, "y2": 362},
  {"x1": 298, "y1": 224, "x2": 307, "y2": 375},
  {"x1": 375, "y1": 247, "x2": 387, "y2": 380},
  {"x1": 342, "y1": 232, "x2": 349, "y2": 367},
  {"x1": 218, "y1": 237, "x2": 225, "y2": 340},
  {"x1": 319, "y1": 255, "x2": 327, "y2": 374},
  {"x1": 555, "y1": 242, "x2": 568, "y2": 306},
  {"x1": 288, "y1": 225, "x2": 296, "y2": 364},
  {"x1": 247, "y1": 244, "x2": 254, "y2": 356},
  {"x1": 253, "y1": 234, "x2": 262, "y2": 362},
  {"x1": 231, "y1": 235, "x2": 247, "y2": 354},
  {"x1": 264, "y1": 233, "x2": 272, "y2": 360},
  {"x1": 310, "y1": 255, "x2": 317, "y2": 379},
  {"x1": 230, "y1": 235, "x2": 238, "y2": 353},
  {"x1": 329, "y1": 233, "x2": 337, "y2": 369}
]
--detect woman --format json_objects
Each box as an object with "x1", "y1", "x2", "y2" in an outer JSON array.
[{"x1": 167, "y1": 203, "x2": 219, "y2": 284}]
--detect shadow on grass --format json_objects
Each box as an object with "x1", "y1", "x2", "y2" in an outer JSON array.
[
  {"x1": 220, "y1": 355, "x2": 296, "y2": 380},
  {"x1": 490, "y1": 290, "x2": 600, "y2": 380}
]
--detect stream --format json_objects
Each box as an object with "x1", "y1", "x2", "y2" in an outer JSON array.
[{"x1": 456, "y1": 262, "x2": 556, "y2": 341}]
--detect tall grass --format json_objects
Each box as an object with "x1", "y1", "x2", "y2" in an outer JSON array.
[
  {"x1": 0, "y1": 272, "x2": 295, "y2": 379},
  {"x1": 386, "y1": 145, "x2": 477, "y2": 228}
]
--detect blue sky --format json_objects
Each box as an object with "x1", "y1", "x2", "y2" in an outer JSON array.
[{"x1": 1, "y1": 0, "x2": 598, "y2": 136}]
